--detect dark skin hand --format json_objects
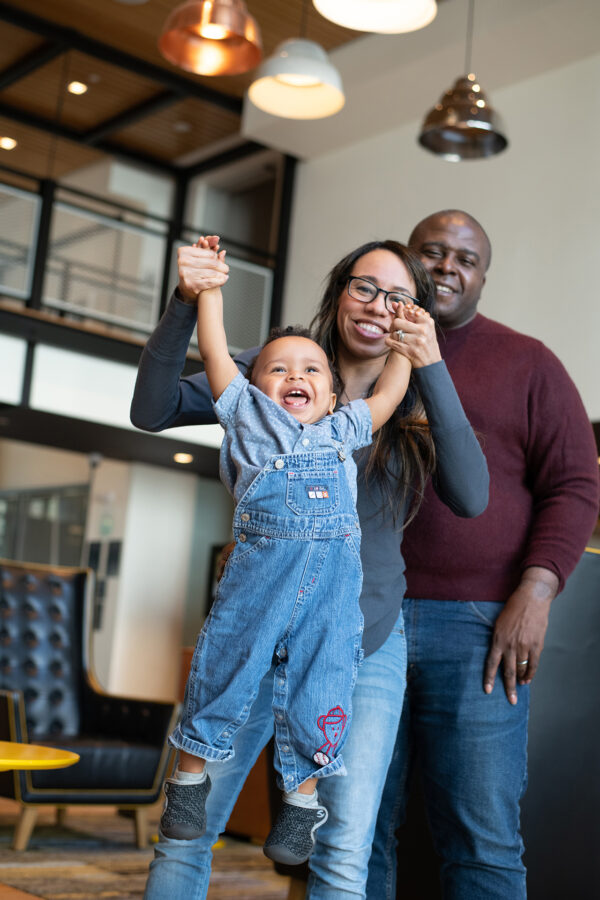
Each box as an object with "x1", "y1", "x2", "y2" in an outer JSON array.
[
  {"x1": 483, "y1": 566, "x2": 559, "y2": 704},
  {"x1": 216, "y1": 542, "x2": 235, "y2": 581}
]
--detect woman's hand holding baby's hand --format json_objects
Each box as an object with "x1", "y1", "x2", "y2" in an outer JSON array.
[
  {"x1": 177, "y1": 234, "x2": 229, "y2": 303},
  {"x1": 384, "y1": 302, "x2": 442, "y2": 368}
]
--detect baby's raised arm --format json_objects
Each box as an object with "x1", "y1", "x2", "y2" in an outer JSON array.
[
  {"x1": 363, "y1": 305, "x2": 413, "y2": 433},
  {"x1": 195, "y1": 236, "x2": 239, "y2": 400}
]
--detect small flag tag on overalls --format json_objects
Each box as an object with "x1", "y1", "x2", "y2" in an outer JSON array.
[{"x1": 306, "y1": 485, "x2": 329, "y2": 499}]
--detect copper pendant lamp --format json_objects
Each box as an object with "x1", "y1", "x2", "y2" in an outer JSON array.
[
  {"x1": 158, "y1": 0, "x2": 262, "y2": 76},
  {"x1": 418, "y1": 0, "x2": 507, "y2": 160}
]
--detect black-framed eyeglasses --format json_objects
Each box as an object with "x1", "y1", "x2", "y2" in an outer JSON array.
[{"x1": 346, "y1": 277, "x2": 419, "y2": 311}]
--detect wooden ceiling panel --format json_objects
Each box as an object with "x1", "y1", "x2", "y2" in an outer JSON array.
[
  {"x1": 0, "y1": 116, "x2": 104, "y2": 180},
  {"x1": 11, "y1": 0, "x2": 359, "y2": 97},
  {"x1": 0, "y1": 21, "x2": 42, "y2": 70},
  {"x1": 1, "y1": 51, "x2": 164, "y2": 132},
  {"x1": 113, "y1": 97, "x2": 240, "y2": 161},
  {"x1": 0, "y1": 0, "x2": 361, "y2": 176}
]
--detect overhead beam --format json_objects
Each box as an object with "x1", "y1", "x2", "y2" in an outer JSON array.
[
  {"x1": 0, "y1": 405, "x2": 220, "y2": 479},
  {"x1": 0, "y1": 99, "x2": 179, "y2": 175},
  {"x1": 82, "y1": 90, "x2": 180, "y2": 146},
  {"x1": 0, "y1": 303, "x2": 203, "y2": 373},
  {"x1": 0, "y1": 1, "x2": 242, "y2": 115},
  {"x1": 0, "y1": 40, "x2": 64, "y2": 90},
  {"x1": 183, "y1": 140, "x2": 268, "y2": 179}
]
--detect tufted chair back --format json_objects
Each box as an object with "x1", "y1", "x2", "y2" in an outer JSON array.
[
  {"x1": 0, "y1": 558, "x2": 178, "y2": 850},
  {"x1": 0, "y1": 566, "x2": 85, "y2": 738}
]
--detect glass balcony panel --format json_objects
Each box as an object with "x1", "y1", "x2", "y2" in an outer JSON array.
[
  {"x1": 169, "y1": 239, "x2": 272, "y2": 354},
  {"x1": 0, "y1": 336, "x2": 27, "y2": 404},
  {"x1": 0, "y1": 185, "x2": 40, "y2": 299},
  {"x1": 42, "y1": 202, "x2": 165, "y2": 332}
]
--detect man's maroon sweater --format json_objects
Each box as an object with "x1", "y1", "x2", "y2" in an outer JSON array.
[{"x1": 404, "y1": 314, "x2": 599, "y2": 603}]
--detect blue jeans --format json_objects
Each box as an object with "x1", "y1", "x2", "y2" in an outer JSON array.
[
  {"x1": 144, "y1": 611, "x2": 407, "y2": 900},
  {"x1": 367, "y1": 598, "x2": 529, "y2": 900}
]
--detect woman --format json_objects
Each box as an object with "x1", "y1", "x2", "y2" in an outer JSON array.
[{"x1": 131, "y1": 238, "x2": 488, "y2": 899}]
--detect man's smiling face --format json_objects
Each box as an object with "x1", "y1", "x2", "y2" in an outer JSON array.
[{"x1": 409, "y1": 212, "x2": 489, "y2": 330}]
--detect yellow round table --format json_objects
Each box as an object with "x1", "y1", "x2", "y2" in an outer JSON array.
[{"x1": 0, "y1": 740, "x2": 79, "y2": 771}]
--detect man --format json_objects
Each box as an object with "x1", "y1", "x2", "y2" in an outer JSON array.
[{"x1": 367, "y1": 210, "x2": 599, "y2": 899}]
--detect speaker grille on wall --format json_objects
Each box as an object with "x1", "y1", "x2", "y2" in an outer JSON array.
[
  {"x1": 218, "y1": 255, "x2": 273, "y2": 354},
  {"x1": 171, "y1": 241, "x2": 274, "y2": 355}
]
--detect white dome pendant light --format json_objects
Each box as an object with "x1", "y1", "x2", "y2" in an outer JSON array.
[
  {"x1": 248, "y1": 37, "x2": 344, "y2": 119},
  {"x1": 312, "y1": 0, "x2": 437, "y2": 34}
]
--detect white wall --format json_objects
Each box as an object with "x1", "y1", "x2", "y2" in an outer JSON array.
[
  {"x1": 184, "y1": 477, "x2": 234, "y2": 646},
  {"x1": 0, "y1": 439, "x2": 89, "y2": 489},
  {"x1": 283, "y1": 52, "x2": 600, "y2": 419},
  {"x1": 88, "y1": 461, "x2": 233, "y2": 698},
  {"x1": 102, "y1": 463, "x2": 197, "y2": 701},
  {"x1": 85, "y1": 458, "x2": 132, "y2": 692}
]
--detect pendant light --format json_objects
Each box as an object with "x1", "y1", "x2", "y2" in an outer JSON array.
[
  {"x1": 248, "y1": 1, "x2": 344, "y2": 119},
  {"x1": 418, "y1": 0, "x2": 507, "y2": 160},
  {"x1": 313, "y1": 0, "x2": 437, "y2": 34},
  {"x1": 158, "y1": 0, "x2": 262, "y2": 76}
]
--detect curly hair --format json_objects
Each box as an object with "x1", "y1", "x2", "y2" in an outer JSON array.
[{"x1": 310, "y1": 240, "x2": 437, "y2": 526}]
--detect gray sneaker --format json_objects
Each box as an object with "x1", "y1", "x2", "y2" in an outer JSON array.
[
  {"x1": 263, "y1": 800, "x2": 328, "y2": 865},
  {"x1": 160, "y1": 775, "x2": 212, "y2": 840}
]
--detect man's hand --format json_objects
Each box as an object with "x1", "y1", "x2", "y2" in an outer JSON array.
[
  {"x1": 216, "y1": 542, "x2": 235, "y2": 581},
  {"x1": 177, "y1": 235, "x2": 229, "y2": 303},
  {"x1": 483, "y1": 566, "x2": 559, "y2": 704}
]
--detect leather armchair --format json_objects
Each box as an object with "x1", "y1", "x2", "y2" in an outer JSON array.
[{"x1": 0, "y1": 558, "x2": 178, "y2": 850}]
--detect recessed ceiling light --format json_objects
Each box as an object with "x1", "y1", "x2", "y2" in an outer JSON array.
[
  {"x1": 68, "y1": 81, "x2": 88, "y2": 95},
  {"x1": 173, "y1": 452, "x2": 194, "y2": 464},
  {"x1": 0, "y1": 137, "x2": 17, "y2": 150}
]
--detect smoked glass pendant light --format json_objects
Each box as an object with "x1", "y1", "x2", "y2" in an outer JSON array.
[{"x1": 418, "y1": 0, "x2": 507, "y2": 160}]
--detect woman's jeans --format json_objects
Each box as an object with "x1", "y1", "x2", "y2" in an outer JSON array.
[
  {"x1": 144, "y1": 610, "x2": 407, "y2": 900},
  {"x1": 367, "y1": 598, "x2": 529, "y2": 900}
]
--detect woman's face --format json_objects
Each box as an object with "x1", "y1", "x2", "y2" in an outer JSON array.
[{"x1": 335, "y1": 249, "x2": 417, "y2": 362}]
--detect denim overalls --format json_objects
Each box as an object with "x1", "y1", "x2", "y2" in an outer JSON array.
[{"x1": 171, "y1": 375, "x2": 370, "y2": 792}]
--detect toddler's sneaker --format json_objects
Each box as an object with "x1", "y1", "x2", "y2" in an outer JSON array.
[
  {"x1": 160, "y1": 775, "x2": 211, "y2": 840},
  {"x1": 263, "y1": 800, "x2": 328, "y2": 865}
]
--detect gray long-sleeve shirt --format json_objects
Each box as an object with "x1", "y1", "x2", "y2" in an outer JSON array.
[{"x1": 131, "y1": 294, "x2": 489, "y2": 655}]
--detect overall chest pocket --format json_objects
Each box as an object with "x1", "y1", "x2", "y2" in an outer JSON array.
[{"x1": 285, "y1": 470, "x2": 340, "y2": 516}]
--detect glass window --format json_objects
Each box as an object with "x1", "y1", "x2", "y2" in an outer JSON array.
[
  {"x1": 0, "y1": 486, "x2": 87, "y2": 566},
  {"x1": 0, "y1": 184, "x2": 40, "y2": 298},
  {"x1": 43, "y1": 201, "x2": 166, "y2": 332},
  {"x1": 0, "y1": 336, "x2": 27, "y2": 404}
]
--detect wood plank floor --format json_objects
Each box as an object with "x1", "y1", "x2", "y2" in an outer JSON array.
[{"x1": 0, "y1": 797, "x2": 296, "y2": 900}]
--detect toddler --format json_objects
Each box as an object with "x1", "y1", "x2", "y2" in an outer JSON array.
[{"x1": 160, "y1": 236, "x2": 412, "y2": 865}]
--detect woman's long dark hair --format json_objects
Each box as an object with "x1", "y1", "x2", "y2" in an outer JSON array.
[{"x1": 310, "y1": 240, "x2": 437, "y2": 526}]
